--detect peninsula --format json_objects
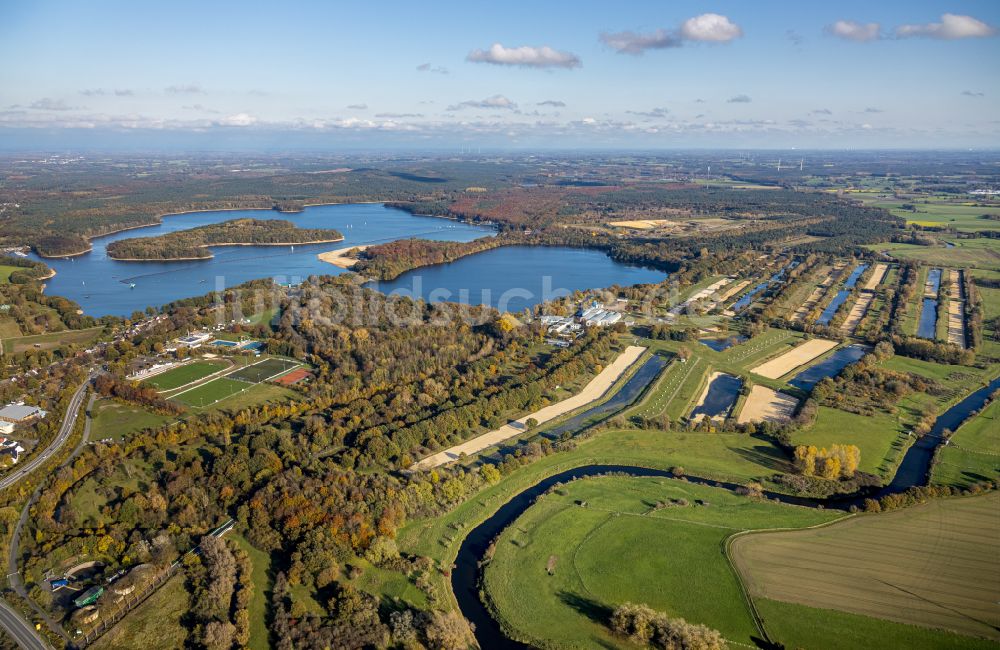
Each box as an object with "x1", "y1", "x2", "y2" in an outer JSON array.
[{"x1": 105, "y1": 218, "x2": 344, "y2": 261}]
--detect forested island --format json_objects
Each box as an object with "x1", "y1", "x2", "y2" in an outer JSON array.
[{"x1": 105, "y1": 218, "x2": 343, "y2": 261}]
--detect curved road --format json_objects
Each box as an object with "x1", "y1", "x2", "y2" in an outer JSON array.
[
  {"x1": 0, "y1": 379, "x2": 91, "y2": 491},
  {"x1": 0, "y1": 379, "x2": 91, "y2": 650}
]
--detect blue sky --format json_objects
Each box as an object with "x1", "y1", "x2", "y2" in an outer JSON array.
[{"x1": 1, "y1": 0, "x2": 999, "y2": 149}]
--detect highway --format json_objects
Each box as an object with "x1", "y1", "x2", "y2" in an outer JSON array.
[
  {"x1": 0, "y1": 600, "x2": 48, "y2": 650},
  {"x1": 0, "y1": 380, "x2": 91, "y2": 650},
  {"x1": 0, "y1": 378, "x2": 90, "y2": 491}
]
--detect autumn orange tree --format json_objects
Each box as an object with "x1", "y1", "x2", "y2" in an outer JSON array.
[{"x1": 794, "y1": 444, "x2": 861, "y2": 479}]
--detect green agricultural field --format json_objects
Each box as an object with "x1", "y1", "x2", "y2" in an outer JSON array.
[
  {"x1": 145, "y1": 360, "x2": 229, "y2": 391},
  {"x1": 90, "y1": 398, "x2": 172, "y2": 440},
  {"x1": 870, "y1": 198, "x2": 1000, "y2": 233},
  {"x1": 933, "y1": 398, "x2": 1000, "y2": 489},
  {"x1": 91, "y1": 574, "x2": 189, "y2": 650},
  {"x1": 865, "y1": 239, "x2": 1000, "y2": 270},
  {"x1": 755, "y1": 599, "x2": 999, "y2": 650},
  {"x1": 732, "y1": 493, "x2": 1000, "y2": 644},
  {"x1": 482, "y1": 475, "x2": 839, "y2": 648}
]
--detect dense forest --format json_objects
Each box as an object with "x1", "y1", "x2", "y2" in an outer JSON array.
[{"x1": 105, "y1": 219, "x2": 343, "y2": 260}]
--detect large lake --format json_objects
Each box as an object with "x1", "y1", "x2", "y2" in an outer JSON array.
[{"x1": 34, "y1": 204, "x2": 665, "y2": 316}]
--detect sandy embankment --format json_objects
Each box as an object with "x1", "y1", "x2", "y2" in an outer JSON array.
[
  {"x1": 750, "y1": 338, "x2": 838, "y2": 379},
  {"x1": 947, "y1": 270, "x2": 967, "y2": 348},
  {"x1": 840, "y1": 292, "x2": 875, "y2": 334},
  {"x1": 863, "y1": 263, "x2": 888, "y2": 291},
  {"x1": 737, "y1": 385, "x2": 799, "y2": 424},
  {"x1": 412, "y1": 345, "x2": 647, "y2": 470},
  {"x1": 317, "y1": 245, "x2": 371, "y2": 269}
]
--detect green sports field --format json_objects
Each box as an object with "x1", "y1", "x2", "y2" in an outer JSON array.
[
  {"x1": 145, "y1": 360, "x2": 227, "y2": 390},
  {"x1": 482, "y1": 475, "x2": 839, "y2": 648},
  {"x1": 172, "y1": 377, "x2": 252, "y2": 407},
  {"x1": 227, "y1": 357, "x2": 300, "y2": 382}
]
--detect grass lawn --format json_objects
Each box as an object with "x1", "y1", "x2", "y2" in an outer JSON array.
[
  {"x1": 933, "y1": 398, "x2": 1000, "y2": 489},
  {"x1": 482, "y1": 475, "x2": 839, "y2": 648},
  {"x1": 0, "y1": 265, "x2": 22, "y2": 282},
  {"x1": 733, "y1": 493, "x2": 1000, "y2": 643},
  {"x1": 90, "y1": 398, "x2": 172, "y2": 441},
  {"x1": 396, "y1": 427, "x2": 795, "y2": 615},
  {"x1": 2, "y1": 326, "x2": 103, "y2": 354},
  {"x1": 229, "y1": 533, "x2": 273, "y2": 650},
  {"x1": 227, "y1": 357, "x2": 300, "y2": 383},
  {"x1": 755, "y1": 599, "x2": 999, "y2": 650},
  {"x1": 145, "y1": 360, "x2": 228, "y2": 391},
  {"x1": 91, "y1": 574, "x2": 189, "y2": 650},
  {"x1": 794, "y1": 407, "x2": 906, "y2": 478}
]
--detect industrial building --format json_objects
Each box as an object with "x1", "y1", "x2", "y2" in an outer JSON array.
[{"x1": 0, "y1": 403, "x2": 47, "y2": 424}]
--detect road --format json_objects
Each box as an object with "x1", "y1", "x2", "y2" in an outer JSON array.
[
  {"x1": 0, "y1": 600, "x2": 48, "y2": 650},
  {"x1": 0, "y1": 378, "x2": 90, "y2": 491},
  {"x1": 0, "y1": 381, "x2": 91, "y2": 650}
]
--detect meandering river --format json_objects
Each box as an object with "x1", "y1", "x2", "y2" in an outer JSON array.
[{"x1": 32, "y1": 204, "x2": 664, "y2": 316}]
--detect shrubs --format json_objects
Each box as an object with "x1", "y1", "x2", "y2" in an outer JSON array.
[{"x1": 610, "y1": 602, "x2": 726, "y2": 650}]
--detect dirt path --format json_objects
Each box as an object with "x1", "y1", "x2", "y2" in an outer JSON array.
[{"x1": 412, "y1": 346, "x2": 647, "y2": 470}]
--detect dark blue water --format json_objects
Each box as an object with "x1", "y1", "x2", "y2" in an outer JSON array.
[
  {"x1": 882, "y1": 376, "x2": 1000, "y2": 495},
  {"x1": 32, "y1": 204, "x2": 663, "y2": 316},
  {"x1": 789, "y1": 344, "x2": 869, "y2": 392},
  {"x1": 690, "y1": 373, "x2": 742, "y2": 420},
  {"x1": 732, "y1": 282, "x2": 768, "y2": 311},
  {"x1": 698, "y1": 336, "x2": 747, "y2": 351},
  {"x1": 843, "y1": 263, "x2": 869, "y2": 289},
  {"x1": 926, "y1": 268, "x2": 942, "y2": 294},
  {"x1": 816, "y1": 290, "x2": 850, "y2": 325},
  {"x1": 373, "y1": 246, "x2": 665, "y2": 313},
  {"x1": 918, "y1": 298, "x2": 938, "y2": 339}
]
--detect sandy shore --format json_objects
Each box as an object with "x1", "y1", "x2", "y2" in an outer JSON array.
[
  {"x1": 751, "y1": 338, "x2": 838, "y2": 379},
  {"x1": 737, "y1": 385, "x2": 799, "y2": 424},
  {"x1": 412, "y1": 345, "x2": 647, "y2": 470},
  {"x1": 317, "y1": 245, "x2": 371, "y2": 269}
]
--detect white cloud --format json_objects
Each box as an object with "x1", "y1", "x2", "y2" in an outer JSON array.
[
  {"x1": 895, "y1": 13, "x2": 997, "y2": 39},
  {"x1": 29, "y1": 98, "x2": 76, "y2": 111},
  {"x1": 827, "y1": 20, "x2": 881, "y2": 42},
  {"x1": 218, "y1": 113, "x2": 257, "y2": 127},
  {"x1": 600, "y1": 29, "x2": 681, "y2": 54},
  {"x1": 537, "y1": 100, "x2": 566, "y2": 107},
  {"x1": 601, "y1": 13, "x2": 741, "y2": 54},
  {"x1": 680, "y1": 13, "x2": 743, "y2": 42},
  {"x1": 446, "y1": 95, "x2": 517, "y2": 111},
  {"x1": 347, "y1": 104, "x2": 368, "y2": 110},
  {"x1": 416, "y1": 63, "x2": 449, "y2": 74},
  {"x1": 727, "y1": 94, "x2": 752, "y2": 103},
  {"x1": 962, "y1": 90, "x2": 985, "y2": 97},
  {"x1": 165, "y1": 84, "x2": 205, "y2": 95},
  {"x1": 466, "y1": 43, "x2": 581, "y2": 69},
  {"x1": 627, "y1": 107, "x2": 670, "y2": 118}
]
